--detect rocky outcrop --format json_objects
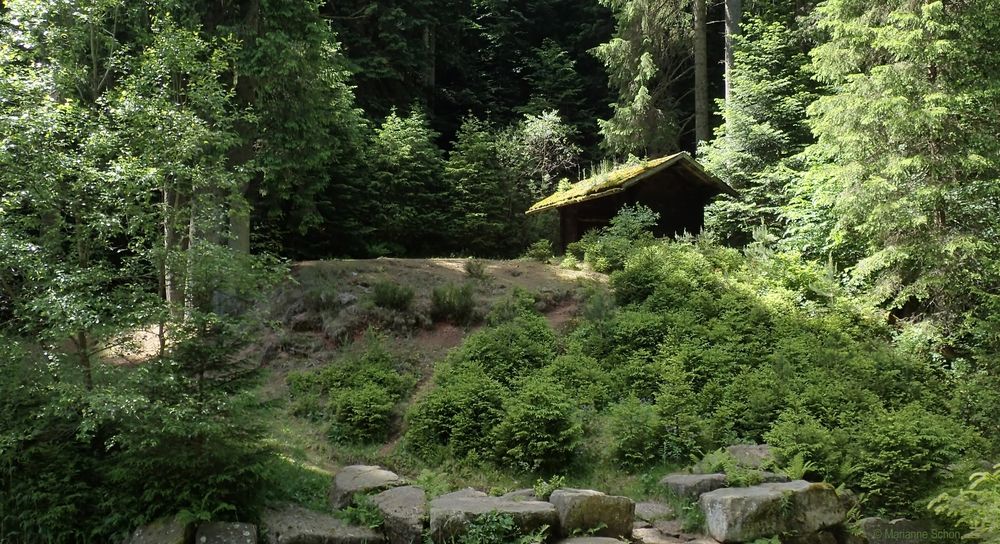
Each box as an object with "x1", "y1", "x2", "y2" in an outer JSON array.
[
  {"x1": 661, "y1": 473, "x2": 728, "y2": 499},
  {"x1": 261, "y1": 505, "x2": 384, "y2": 544},
  {"x1": 372, "y1": 486, "x2": 427, "y2": 544},
  {"x1": 427, "y1": 494, "x2": 558, "y2": 543},
  {"x1": 437, "y1": 488, "x2": 487, "y2": 500},
  {"x1": 549, "y1": 488, "x2": 634, "y2": 539},
  {"x1": 330, "y1": 465, "x2": 405, "y2": 509},
  {"x1": 127, "y1": 516, "x2": 191, "y2": 544},
  {"x1": 698, "y1": 480, "x2": 846, "y2": 543},
  {"x1": 725, "y1": 444, "x2": 775, "y2": 469},
  {"x1": 634, "y1": 502, "x2": 672, "y2": 524},
  {"x1": 500, "y1": 488, "x2": 539, "y2": 501},
  {"x1": 195, "y1": 522, "x2": 258, "y2": 544},
  {"x1": 859, "y1": 517, "x2": 936, "y2": 544}
]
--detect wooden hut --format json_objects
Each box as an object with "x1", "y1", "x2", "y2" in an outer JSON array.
[{"x1": 526, "y1": 152, "x2": 738, "y2": 251}]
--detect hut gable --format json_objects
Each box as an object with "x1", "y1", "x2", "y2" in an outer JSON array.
[{"x1": 526, "y1": 152, "x2": 738, "y2": 250}]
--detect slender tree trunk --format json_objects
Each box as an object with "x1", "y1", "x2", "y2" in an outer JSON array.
[
  {"x1": 693, "y1": 0, "x2": 710, "y2": 145},
  {"x1": 724, "y1": 0, "x2": 742, "y2": 108},
  {"x1": 76, "y1": 330, "x2": 93, "y2": 390},
  {"x1": 227, "y1": 0, "x2": 260, "y2": 255}
]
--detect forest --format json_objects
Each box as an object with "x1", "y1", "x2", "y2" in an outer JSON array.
[{"x1": 1, "y1": 0, "x2": 999, "y2": 543}]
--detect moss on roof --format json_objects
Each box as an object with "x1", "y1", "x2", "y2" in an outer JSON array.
[{"x1": 526, "y1": 152, "x2": 735, "y2": 214}]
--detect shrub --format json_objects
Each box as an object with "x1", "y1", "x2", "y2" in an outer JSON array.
[
  {"x1": 465, "y1": 259, "x2": 489, "y2": 280},
  {"x1": 431, "y1": 282, "x2": 477, "y2": 324},
  {"x1": 764, "y1": 409, "x2": 843, "y2": 481},
  {"x1": 523, "y1": 240, "x2": 554, "y2": 262},
  {"x1": 405, "y1": 366, "x2": 508, "y2": 458},
  {"x1": 336, "y1": 493, "x2": 384, "y2": 529},
  {"x1": 330, "y1": 384, "x2": 395, "y2": 443},
  {"x1": 485, "y1": 288, "x2": 537, "y2": 325},
  {"x1": 459, "y1": 511, "x2": 548, "y2": 544},
  {"x1": 930, "y1": 464, "x2": 1000, "y2": 543},
  {"x1": 559, "y1": 254, "x2": 578, "y2": 270},
  {"x1": 493, "y1": 377, "x2": 582, "y2": 472},
  {"x1": 371, "y1": 280, "x2": 414, "y2": 311},
  {"x1": 532, "y1": 353, "x2": 614, "y2": 408},
  {"x1": 452, "y1": 314, "x2": 556, "y2": 386},
  {"x1": 532, "y1": 475, "x2": 566, "y2": 500},
  {"x1": 851, "y1": 403, "x2": 978, "y2": 515},
  {"x1": 607, "y1": 396, "x2": 664, "y2": 469}
]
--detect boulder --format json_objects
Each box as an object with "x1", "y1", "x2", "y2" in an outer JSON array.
[
  {"x1": 500, "y1": 488, "x2": 538, "y2": 501},
  {"x1": 632, "y1": 528, "x2": 684, "y2": 544},
  {"x1": 634, "y1": 502, "x2": 672, "y2": 523},
  {"x1": 330, "y1": 465, "x2": 405, "y2": 509},
  {"x1": 261, "y1": 505, "x2": 384, "y2": 544},
  {"x1": 195, "y1": 522, "x2": 257, "y2": 544},
  {"x1": 428, "y1": 495, "x2": 557, "y2": 543},
  {"x1": 553, "y1": 539, "x2": 625, "y2": 544},
  {"x1": 725, "y1": 444, "x2": 775, "y2": 469},
  {"x1": 698, "y1": 480, "x2": 846, "y2": 543},
  {"x1": 549, "y1": 488, "x2": 634, "y2": 539},
  {"x1": 758, "y1": 471, "x2": 790, "y2": 484},
  {"x1": 660, "y1": 473, "x2": 728, "y2": 499},
  {"x1": 437, "y1": 488, "x2": 487, "y2": 500},
  {"x1": 127, "y1": 516, "x2": 191, "y2": 544},
  {"x1": 859, "y1": 517, "x2": 936, "y2": 544},
  {"x1": 372, "y1": 485, "x2": 427, "y2": 544}
]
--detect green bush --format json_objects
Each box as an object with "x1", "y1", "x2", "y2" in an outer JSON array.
[
  {"x1": 532, "y1": 353, "x2": 613, "y2": 408},
  {"x1": 371, "y1": 280, "x2": 415, "y2": 311},
  {"x1": 930, "y1": 464, "x2": 1000, "y2": 543},
  {"x1": 764, "y1": 409, "x2": 843, "y2": 481},
  {"x1": 336, "y1": 493, "x2": 384, "y2": 529},
  {"x1": 486, "y1": 288, "x2": 537, "y2": 325},
  {"x1": 431, "y1": 282, "x2": 477, "y2": 324},
  {"x1": 493, "y1": 377, "x2": 582, "y2": 472},
  {"x1": 451, "y1": 314, "x2": 556, "y2": 386},
  {"x1": 850, "y1": 403, "x2": 978, "y2": 515},
  {"x1": 331, "y1": 384, "x2": 395, "y2": 443},
  {"x1": 405, "y1": 366, "x2": 508, "y2": 458},
  {"x1": 465, "y1": 259, "x2": 489, "y2": 280},
  {"x1": 523, "y1": 239, "x2": 554, "y2": 262},
  {"x1": 459, "y1": 511, "x2": 548, "y2": 544},
  {"x1": 607, "y1": 396, "x2": 664, "y2": 469}
]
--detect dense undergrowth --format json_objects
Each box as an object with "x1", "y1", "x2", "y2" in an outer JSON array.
[{"x1": 286, "y1": 208, "x2": 996, "y2": 533}]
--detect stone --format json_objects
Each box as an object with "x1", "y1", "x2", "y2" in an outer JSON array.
[
  {"x1": 698, "y1": 480, "x2": 847, "y2": 543},
  {"x1": 725, "y1": 444, "x2": 775, "y2": 470},
  {"x1": 553, "y1": 539, "x2": 625, "y2": 544},
  {"x1": 859, "y1": 517, "x2": 937, "y2": 544},
  {"x1": 500, "y1": 488, "x2": 538, "y2": 501},
  {"x1": 685, "y1": 539, "x2": 722, "y2": 544},
  {"x1": 195, "y1": 522, "x2": 257, "y2": 544},
  {"x1": 632, "y1": 528, "x2": 685, "y2": 544},
  {"x1": 428, "y1": 495, "x2": 558, "y2": 543},
  {"x1": 634, "y1": 521, "x2": 652, "y2": 529},
  {"x1": 783, "y1": 530, "x2": 838, "y2": 544},
  {"x1": 549, "y1": 488, "x2": 634, "y2": 539},
  {"x1": 660, "y1": 473, "x2": 728, "y2": 499},
  {"x1": 758, "y1": 471, "x2": 790, "y2": 484},
  {"x1": 127, "y1": 516, "x2": 191, "y2": 544},
  {"x1": 436, "y1": 488, "x2": 487, "y2": 500},
  {"x1": 372, "y1": 485, "x2": 427, "y2": 544},
  {"x1": 652, "y1": 519, "x2": 683, "y2": 537},
  {"x1": 634, "y1": 502, "x2": 673, "y2": 523},
  {"x1": 337, "y1": 293, "x2": 358, "y2": 306},
  {"x1": 261, "y1": 505, "x2": 384, "y2": 544},
  {"x1": 330, "y1": 465, "x2": 405, "y2": 509}
]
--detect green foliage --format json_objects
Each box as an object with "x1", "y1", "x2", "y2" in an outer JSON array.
[
  {"x1": 486, "y1": 289, "x2": 539, "y2": 326},
  {"x1": 574, "y1": 204, "x2": 660, "y2": 273},
  {"x1": 449, "y1": 314, "x2": 556, "y2": 387},
  {"x1": 458, "y1": 511, "x2": 548, "y2": 544},
  {"x1": 288, "y1": 338, "x2": 416, "y2": 443},
  {"x1": 431, "y1": 283, "x2": 478, "y2": 325},
  {"x1": 465, "y1": 259, "x2": 489, "y2": 281},
  {"x1": 372, "y1": 281, "x2": 416, "y2": 311},
  {"x1": 414, "y1": 469, "x2": 453, "y2": 499},
  {"x1": 533, "y1": 353, "x2": 614, "y2": 409},
  {"x1": 607, "y1": 396, "x2": 663, "y2": 469},
  {"x1": 337, "y1": 494, "x2": 384, "y2": 529},
  {"x1": 493, "y1": 378, "x2": 583, "y2": 472},
  {"x1": 930, "y1": 464, "x2": 1000, "y2": 544},
  {"x1": 405, "y1": 366, "x2": 509, "y2": 459},
  {"x1": 524, "y1": 240, "x2": 555, "y2": 262},
  {"x1": 532, "y1": 475, "x2": 566, "y2": 501},
  {"x1": 261, "y1": 458, "x2": 332, "y2": 513}
]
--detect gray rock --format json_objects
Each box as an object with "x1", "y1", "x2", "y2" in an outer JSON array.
[
  {"x1": 195, "y1": 522, "x2": 257, "y2": 544},
  {"x1": 725, "y1": 444, "x2": 775, "y2": 470},
  {"x1": 652, "y1": 519, "x2": 683, "y2": 537},
  {"x1": 784, "y1": 530, "x2": 839, "y2": 544},
  {"x1": 698, "y1": 480, "x2": 846, "y2": 543},
  {"x1": 634, "y1": 502, "x2": 673, "y2": 523},
  {"x1": 428, "y1": 495, "x2": 557, "y2": 543},
  {"x1": 337, "y1": 293, "x2": 358, "y2": 306},
  {"x1": 549, "y1": 488, "x2": 634, "y2": 539},
  {"x1": 127, "y1": 516, "x2": 191, "y2": 544},
  {"x1": 758, "y1": 471, "x2": 791, "y2": 484},
  {"x1": 552, "y1": 539, "x2": 626, "y2": 544},
  {"x1": 261, "y1": 505, "x2": 384, "y2": 544},
  {"x1": 373, "y1": 485, "x2": 427, "y2": 544},
  {"x1": 634, "y1": 520, "x2": 652, "y2": 530},
  {"x1": 500, "y1": 488, "x2": 538, "y2": 501},
  {"x1": 436, "y1": 488, "x2": 487, "y2": 500},
  {"x1": 859, "y1": 517, "x2": 936, "y2": 544},
  {"x1": 330, "y1": 465, "x2": 404, "y2": 509},
  {"x1": 660, "y1": 473, "x2": 728, "y2": 499},
  {"x1": 632, "y1": 528, "x2": 685, "y2": 544}
]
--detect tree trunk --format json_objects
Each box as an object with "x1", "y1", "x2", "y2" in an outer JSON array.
[
  {"x1": 724, "y1": 0, "x2": 742, "y2": 107},
  {"x1": 693, "y1": 0, "x2": 710, "y2": 145}
]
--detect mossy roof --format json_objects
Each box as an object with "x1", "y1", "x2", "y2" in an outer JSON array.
[{"x1": 526, "y1": 152, "x2": 738, "y2": 215}]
